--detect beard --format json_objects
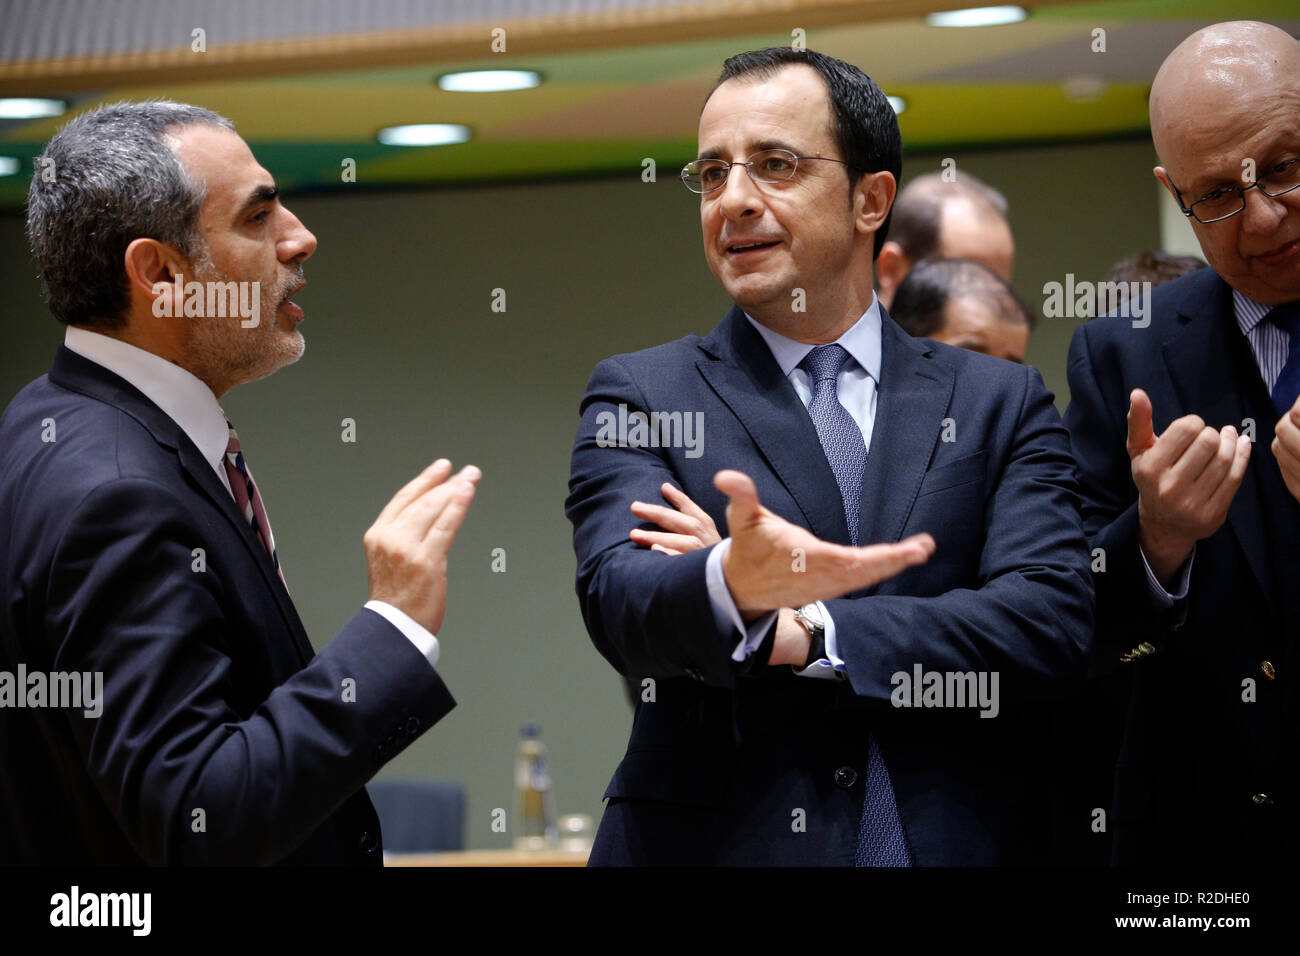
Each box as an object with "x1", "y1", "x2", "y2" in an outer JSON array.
[{"x1": 183, "y1": 247, "x2": 306, "y2": 394}]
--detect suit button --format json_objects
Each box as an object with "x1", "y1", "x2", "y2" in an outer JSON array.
[
  {"x1": 358, "y1": 830, "x2": 379, "y2": 853},
  {"x1": 833, "y1": 766, "x2": 858, "y2": 789},
  {"x1": 1261, "y1": 661, "x2": 1276, "y2": 680},
  {"x1": 1120, "y1": 642, "x2": 1156, "y2": 663},
  {"x1": 1251, "y1": 793, "x2": 1274, "y2": 807},
  {"x1": 405, "y1": 716, "x2": 421, "y2": 734}
]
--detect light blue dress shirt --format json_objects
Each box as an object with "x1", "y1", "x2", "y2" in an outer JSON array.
[{"x1": 704, "y1": 297, "x2": 882, "y2": 679}]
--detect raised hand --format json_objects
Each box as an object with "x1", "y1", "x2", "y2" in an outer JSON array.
[
  {"x1": 1127, "y1": 388, "x2": 1249, "y2": 584},
  {"x1": 1271, "y1": 395, "x2": 1300, "y2": 502},
  {"x1": 364, "y1": 459, "x2": 480, "y2": 635},
  {"x1": 714, "y1": 469, "x2": 934, "y2": 620}
]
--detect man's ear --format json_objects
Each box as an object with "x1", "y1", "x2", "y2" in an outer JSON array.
[
  {"x1": 123, "y1": 238, "x2": 185, "y2": 318},
  {"x1": 1153, "y1": 165, "x2": 1177, "y2": 199},
  {"x1": 875, "y1": 240, "x2": 911, "y2": 308},
  {"x1": 854, "y1": 169, "x2": 896, "y2": 237}
]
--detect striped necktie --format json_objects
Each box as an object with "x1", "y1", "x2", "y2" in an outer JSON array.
[
  {"x1": 223, "y1": 420, "x2": 286, "y2": 589},
  {"x1": 798, "y1": 345, "x2": 912, "y2": 867}
]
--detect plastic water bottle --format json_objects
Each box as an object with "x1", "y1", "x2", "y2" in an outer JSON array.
[{"x1": 513, "y1": 722, "x2": 558, "y2": 850}]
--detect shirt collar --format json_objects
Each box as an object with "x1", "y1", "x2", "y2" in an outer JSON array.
[
  {"x1": 1234, "y1": 288, "x2": 1278, "y2": 334},
  {"x1": 63, "y1": 326, "x2": 232, "y2": 474},
  {"x1": 742, "y1": 293, "x2": 883, "y2": 383}
]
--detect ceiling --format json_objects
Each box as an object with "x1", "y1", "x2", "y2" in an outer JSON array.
[{"x1": 1, "y1": 0, "x2": 1296, "y2": 210}]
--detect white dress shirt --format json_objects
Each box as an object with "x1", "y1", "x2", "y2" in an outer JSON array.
[
  {"x1": 704, "y1": 298, "x2": 883, "y2": 679},
  {"x1": 63, "y1": 327, "x2": 440, "y2": 668}
]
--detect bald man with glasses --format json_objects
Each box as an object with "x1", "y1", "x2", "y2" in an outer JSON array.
[{"x1": 1064, "y1": 20, "x2": 1300, "y2": 866}]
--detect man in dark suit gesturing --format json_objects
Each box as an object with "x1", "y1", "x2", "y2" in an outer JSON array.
[
  {"x1": 1064, "y1": 21, "x2": 1300, "y2": 865},
  {"x1": 566, "y1": 49, "x2": 1094, "y2": 865},
  {"x1": 0, "y1": 102, "x2": 480, "y2": 864}
]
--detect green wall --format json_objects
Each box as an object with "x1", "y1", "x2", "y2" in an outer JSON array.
[{"x1": 0, "y1": 136, "x2": 1162, "y2": 849}]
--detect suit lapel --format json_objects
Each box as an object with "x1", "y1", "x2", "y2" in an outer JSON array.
[
  {"x1": 49, "y1": 347, "x2": 316, "y2": 664},
  {"x1": 694, "y1": 306, "x2": 955, "y2": 556},
  {"x1": 173, "y1": 439, "x2": 316, "y2": 664},
  {"x1": 858, "y1": 312, "x2": 954, "y2": 551},
  {"x1": 1160, "y1": 276, "x2": 1277, "y2": 616},
  {"x1": 696, "y1": 307, "x2": 851, "y2": 543}
]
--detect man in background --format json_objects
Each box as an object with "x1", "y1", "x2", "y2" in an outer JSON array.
[
  {"x1": 0, "y1": 101, "x2": 479, "y2": 864},
  {"x1": 1107, "y1": 249, "x2": 1207, "y2": 290},
  {"x1": 889, "y1": 257, "x2": 1035, "y2": 364},
  {"x1": 875, "y1": 171, "x2": 1015, "y2": 308}
]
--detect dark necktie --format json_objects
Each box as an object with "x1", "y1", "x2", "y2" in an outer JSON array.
[
  {"x1": 1267, "y1": 301, "x2": 1300, "y2": 418},
  {"x1": 223, "y1": 419, "x2": 287, "y2": 589},
  {"x1": 799, "y1": 345, "x2": 912, "y2": 867},
  {"x1": 801, "y1": 345, "x2": 865, "y2": 544}
]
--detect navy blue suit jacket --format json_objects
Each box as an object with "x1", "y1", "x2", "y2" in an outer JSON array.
[
  {"x1": 566, "y1": 305, "x2": 1094, "y2": 865},
  {"x1": 0, "y1": 346, "x2": 455, "y2": 865},
  {"x1": 1064, "y1": 268, "x2": 1299, "y2": 865}
]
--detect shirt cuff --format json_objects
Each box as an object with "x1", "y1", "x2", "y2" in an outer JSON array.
[
  {"x1": 364, "y1": 600, "x2": 440, "y2": 669},
  {"x1": 1139, "y1": 544, "x2": 1193, "y2": 608},
  {"x1": 793, "y1": 601, "x2": 844, "y2": 680},
  {"x1": 706, "y1": 539, "x2": 778, "y2": 661}
]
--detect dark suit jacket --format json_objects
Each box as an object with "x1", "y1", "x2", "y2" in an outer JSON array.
[
  {"x1": 566, "y1": 305, "x2": 1094, "y2": 865},
  {"x1": 1064, "y1": 267, "x2": 1299, "y2": 866},
  {"x1": 0, "y1": 346, "x2": 455, "y2": 865}
]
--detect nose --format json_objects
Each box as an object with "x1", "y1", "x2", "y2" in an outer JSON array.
[
  {"x1": 278, "y1": 206, "x2": 317, "y2": 263},
  {"x1": 716, "y1": 161, "x2": 764, "y2": 221},
  {"x1": 1238, "y1": 182, "x2": 1288, "y2": 235}
]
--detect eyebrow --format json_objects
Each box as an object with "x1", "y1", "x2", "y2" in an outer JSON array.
[
  {"x1": 696, "y1": 137, "x2": 802, "y2": 161},
  {"x1": 1186, "y1": 142, "x2": 1300, "y2": 196},
  {"x1": 234, "y1": 184, "x2": 278, "y2": 220}
]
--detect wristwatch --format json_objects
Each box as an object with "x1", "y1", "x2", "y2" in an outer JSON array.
[{"x1": 793, "y1": 603, "x2": 826, "y2": 669}]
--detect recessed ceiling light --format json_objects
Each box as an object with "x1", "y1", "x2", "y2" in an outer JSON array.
[
  {"x1": 926, "y1": 5, "x2": 1028, "y2": 27},
  {"x1": 0, "y1": 157, "x2": 20, "y2": 176},
  {"x1": 0, "y1": 97, "x2": 66, "y2": 119},
  {"x1": 437, "y1": 70, "x2": 541, "y2": 93},
  {"x1": 1062, "y1": 75, "x2": 1107, "y2": 102},
  {"x1": 377, "y1": 124, "x2": 472, "y2": 147},
  {"x1": 888, "y1": 96, "x2": 907, "y2": 115}
]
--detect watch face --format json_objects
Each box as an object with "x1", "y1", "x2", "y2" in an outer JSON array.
[{"x1": 797, "y1": 603, "x2": 824, "y2": 632}]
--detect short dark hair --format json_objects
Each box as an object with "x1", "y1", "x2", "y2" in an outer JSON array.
[
  {"x1": 889, "y1": 172, "x2": 1010, "y2": 261},
  {"x1": 26, "y1": 100, "x2": 234, "y2": 330},
  {"x1": 891, "y1": 257, "x2": 1036, "y2": 337},
  {"x1": 1106, "y1": 249, "x2": 1207, "y2": 288},
  {"x1": 711, "y1": 47, "x2": 902, "y2": 260}
]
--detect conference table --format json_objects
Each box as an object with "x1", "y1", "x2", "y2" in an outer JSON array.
[{"x1": 386, "y1": 849, "x2": 589, "y2": 867}]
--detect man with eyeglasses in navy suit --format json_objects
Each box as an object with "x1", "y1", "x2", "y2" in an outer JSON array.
[{"x1": 566, "y1": 47, "x2": 1094, "y2": 866}]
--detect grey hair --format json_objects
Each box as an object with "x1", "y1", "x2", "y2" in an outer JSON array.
[{"x1": 25, "y1": 100, "x2": 235, "y2": 330}]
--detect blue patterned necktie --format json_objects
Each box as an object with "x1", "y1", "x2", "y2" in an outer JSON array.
[
  {"x1": 801, "y1": 345, "x2": 865, "y2": 545},
  {"x1": 798, "y1": 345, "x2": 912, "y2": 867},
  {"x1": 1267, "y1": 302, "x2": 1300, "y2": 417}
]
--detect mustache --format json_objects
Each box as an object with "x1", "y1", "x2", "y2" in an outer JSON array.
[
  {"x1": 278, "y1": 267, "x2": 305, "y2": 304},
  {"x1": 188, "y1": 257, "x2": 305, "y2": 305}
]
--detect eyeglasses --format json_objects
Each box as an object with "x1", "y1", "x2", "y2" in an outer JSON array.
[
  {"x1": 1172, "y1": 157, "x2": 1300, "y2": 224},
  {"x1": 680, "y1": 147, "x2": 862, "y2": 194}
]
